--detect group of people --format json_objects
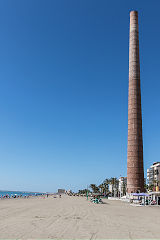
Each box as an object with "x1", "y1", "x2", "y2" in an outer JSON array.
[
  {"x1": 0, "y1": 194, "x2": 35, "y2": 199},
  {"x1": 90, "y1": 195, "x2": 103, "y2": 204},
  {"x1": 46, "y1": 194, "x2": 62, "y2": 198}
]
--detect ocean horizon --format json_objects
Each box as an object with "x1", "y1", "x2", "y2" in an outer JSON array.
[{"x1": 0, "y1": 190, "x2": 45, "y2": 197}]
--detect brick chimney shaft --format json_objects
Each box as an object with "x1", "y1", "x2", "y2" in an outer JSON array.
[{"x1": 127, "y1": 11, "x2": 144, "y2": 193}]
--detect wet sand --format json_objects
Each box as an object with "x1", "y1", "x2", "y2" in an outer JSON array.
[{"x1": 0, "y1": 195, "x2": 160, "y2": 239}]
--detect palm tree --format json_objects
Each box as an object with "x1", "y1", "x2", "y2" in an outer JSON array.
[
  {"x1": 89, "y1": 184, "x2": 99, "y2": 193},
  {"x1": 78, "y1": 189, "x2": 90, "y2": 195},
  {"x1": 108, "y1": 177, "x2": 119, "y2": 197},
  {"x1": 103, "y1": 179, "x2": 109, "y2": 195},
  {"x1": 98, "y1": 184, "x2": 104, "y2": 194},
  {"x1": 122, "y1": 180, "x2": 127, "y2": 196}
]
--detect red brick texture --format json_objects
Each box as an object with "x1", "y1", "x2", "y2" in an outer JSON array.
[{"x1": 127, "y1": 11, "x2": 144, "y2": 193}]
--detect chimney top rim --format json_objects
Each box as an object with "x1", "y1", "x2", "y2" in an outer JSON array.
[{"x1": 130, "y1": 10, "x2": 138, "y2": 16}]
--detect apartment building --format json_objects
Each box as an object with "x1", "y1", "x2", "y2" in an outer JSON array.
[{"x1": 147, "y1": 162, "x2": 160, "y2": 189}]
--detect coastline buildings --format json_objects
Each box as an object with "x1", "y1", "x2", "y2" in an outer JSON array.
[
  {"x1": 109, "y1": 184, "x2": 118, "y2": 197},
  {"x1": 107, "y1": 177, "x2": 127, "y2": 197},
  {"x1": 108, "y1": 179, "x2": 119, "y2": 197},
  {"x1": 127, "y1": 11, "x2": 144, "y2": 193},
  {"x1": 58, "y1": 189, "x2": 65, "y2": 194},
  {"x1": 119, "y1": 177, "x2": 127, "y2": 197},
  {"x1": 147, "y1": 162, "x2": 160, "y2": 190},
  {"x1": 66, "y1": 189, "x2": 73, "y2": 195}
]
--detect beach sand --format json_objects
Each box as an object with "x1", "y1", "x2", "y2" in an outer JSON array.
[{"x1": 0, "y1": 195, "x2": 160, "y2": 239}]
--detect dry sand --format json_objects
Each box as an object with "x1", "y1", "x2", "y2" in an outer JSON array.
[{"x1": 0, "y1": 195, "x2": 160, "y2": 239}]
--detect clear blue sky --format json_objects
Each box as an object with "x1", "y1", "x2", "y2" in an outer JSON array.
[{"x1": 0, "y1": 0, "x2": 159, "y2": 192}]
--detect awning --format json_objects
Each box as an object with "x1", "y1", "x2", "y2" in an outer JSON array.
[{"x1": 132, "y1": 193, "x2": 149, "y2": 197}]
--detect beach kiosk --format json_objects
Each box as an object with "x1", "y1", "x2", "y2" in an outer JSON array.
[
  {"x1": 131, "y1": 193, "x2": 149, "y2": 205},
  {"x1": 148, "y1": 192, "x2": 160, "y2": 205}
]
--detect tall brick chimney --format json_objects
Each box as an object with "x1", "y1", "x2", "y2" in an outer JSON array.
[{"x1": 127, "y1": 11, "x2": 144, "y2": 193}]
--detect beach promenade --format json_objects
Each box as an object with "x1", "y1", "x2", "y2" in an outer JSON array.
[{"x1": 0, "y1": 195, "x2": 160, "y2": 239}]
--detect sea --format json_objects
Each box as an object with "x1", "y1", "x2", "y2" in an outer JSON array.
[{"x1": 0, "y1": 190, "x2": 44, "y2": 197}]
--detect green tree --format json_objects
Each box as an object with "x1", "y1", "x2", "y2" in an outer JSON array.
[
  {"x1": 98, "y1": 184, "x2": 104, "y2": 194},
  {"x1": 89, "y1": 184, "x2": 99, "y2": 193},
  {"x1": 78, "y1": 189, "x2": 90, "y2": 194},
  {"x1": 108, "y1": 177, "x2": 119, "y2": 197},
  {"x1": 103, "y1": 178, "x2": 110, "y2": 195}
]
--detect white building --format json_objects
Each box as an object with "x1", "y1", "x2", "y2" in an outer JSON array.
[
  {"x1": 109, "y1": 184, "x2": 113, "y2": 193},
  {"x1": 147, "y1": 162, "x2": 160, "y2": 189},
  {"x1": 119, "y1": 177, "x2": 127, "y2": 197},
  {"x1": 109, "y1": 180, "x2": 119, "y2": 197},
  {"x1": 66, "y1": 189, "x2": 72, "y2": 195},
  {"x1": 58, "y1": 189, "x2": 65, "y2": 194}
]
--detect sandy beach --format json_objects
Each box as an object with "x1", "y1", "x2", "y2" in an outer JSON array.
[{"x1": 0, "y1": 195, "x2": 160, "y2": 239}]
